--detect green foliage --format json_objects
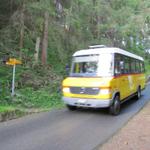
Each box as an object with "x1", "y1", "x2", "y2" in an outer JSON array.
[
  {"x1": 13, "y1": 88, "x2": 64, "y2": 109},
  {"x1": 0, "y1": 0, "x2": 149, "y2": 60},
  {"x1": 0, "y1": 0, "x2": 150, "y2": 112},
  {"x1": 0, "y1": 105, "x2": 15, "y2": 113}
]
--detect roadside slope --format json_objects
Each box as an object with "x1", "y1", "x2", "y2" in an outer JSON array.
[{"x1": 99, "y1": 101, "x2": 150, "y2": 150}]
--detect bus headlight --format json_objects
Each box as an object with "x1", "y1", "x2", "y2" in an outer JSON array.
[
  {"x1": 100, "y1": 88, "x2": 111, "y2": 95},
  {"x1": 62, "y1": 87, "x2": 70, "y2": 93}
]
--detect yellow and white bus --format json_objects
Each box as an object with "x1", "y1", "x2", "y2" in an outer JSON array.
[{"x1": 62, "y1": 45, "x2": 146, "y2": 115}]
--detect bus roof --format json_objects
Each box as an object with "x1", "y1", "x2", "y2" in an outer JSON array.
[{"x1": 73, "y1": 47, "x2": 144, "y2": 61}]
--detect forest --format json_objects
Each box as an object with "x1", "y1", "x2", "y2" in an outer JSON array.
[{"x1": 0, "y1": 0, "x2": 150, "y2": 112}]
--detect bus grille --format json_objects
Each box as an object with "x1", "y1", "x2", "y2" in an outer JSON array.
[{"x1": 70, "y1": 87, "x2": 99, "y2": 95}]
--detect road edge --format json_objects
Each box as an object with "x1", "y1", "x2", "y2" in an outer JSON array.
[{"x1": 94, "y1": 93, "x2": 150, "y2": 149}]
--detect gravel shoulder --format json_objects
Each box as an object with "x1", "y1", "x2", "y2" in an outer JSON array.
[{"x1": 99, "y1": 101, "x2": 150, "y2": 150}]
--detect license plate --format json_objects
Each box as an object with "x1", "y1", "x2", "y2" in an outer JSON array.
[{"x1": 78, "y1": 99, "x2": 87, "y2": 103}]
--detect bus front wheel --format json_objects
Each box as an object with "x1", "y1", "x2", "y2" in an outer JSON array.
[
  {"x1": 136, "y1": 87, "x2": 141, "y2": 100},
  {"x1": 109, "y1": 95, "x2": 121, "y2": 116}
]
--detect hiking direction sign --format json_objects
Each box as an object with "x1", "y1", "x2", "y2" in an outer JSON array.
[
  {"x1": 6, "y1": 58, "x2": 22, "y2": 96},
  {"x1": 6, "y1": 58, "x2": 22, "y2": 65}
]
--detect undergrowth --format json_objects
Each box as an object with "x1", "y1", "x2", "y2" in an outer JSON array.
[{"x1": 13, "y1": 87, "x2": 64, "y2": 109}]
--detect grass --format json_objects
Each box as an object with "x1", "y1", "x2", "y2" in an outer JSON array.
[
  {"x1": 12, "y1": 87, "x2": 64, "y2": 109},
  {"x1": 0, "y1": 87, "x2": 65, "y2": 121},
  {"x1": 0, "y1": 64, "x2": 64, "y2": 115},
  {"x1": 0, "y1": 105, "x2": 15, "y2": 113},
  {"x1": 0, "y1": 85, "x2": 64, "y2": 115}
]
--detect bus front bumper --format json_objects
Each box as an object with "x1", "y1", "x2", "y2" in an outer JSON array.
[{"x1": 63, "y1": 97, "x2": 113, "y2": 108}]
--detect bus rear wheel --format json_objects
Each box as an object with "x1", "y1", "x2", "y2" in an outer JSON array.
[
  {"x1": 109, "y1": 95, "x2": 120, "y2": 116},
  {"x1": 66, "y1": 104, "x2": 77, "y2": 111}
]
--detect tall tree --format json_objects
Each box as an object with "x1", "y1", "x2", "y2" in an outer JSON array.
[
  {"x1": 41, "y1": 11, "x2": 49, "y2": 65},
  {"x1": 19, "y1": 1, "x2": 25, "y2": 58}
]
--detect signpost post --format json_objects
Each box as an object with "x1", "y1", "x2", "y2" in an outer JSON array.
[{"x1": 6, "y1": 58, "x2": 22, "y2": 96}]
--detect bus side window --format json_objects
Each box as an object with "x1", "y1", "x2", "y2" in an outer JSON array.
[
  {"x1": 131, "y1": 59, "x2": 136, "y2": 73},
  {"x1": 140, "y1": 62, "x2": 145, "y2": 73},
  {"x1": 124, "y1": 56, "x2": 130, "y2": 74},
  {"x1": 114, "y1": 54, "x2": 124, "y2": 76},
  {"x1": 135, "y1": 60, "x2": 140, "y2": 73},
  {"x1": 120, "y1": 61, "x2": 124, "y2": 74}
]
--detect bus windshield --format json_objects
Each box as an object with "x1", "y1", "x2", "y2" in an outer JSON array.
[{"x1": 70, "y1": 54, "x2": 113, "y2": 77}]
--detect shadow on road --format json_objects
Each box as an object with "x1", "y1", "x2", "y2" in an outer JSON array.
[{"x1": 76, "y1": 107, "x2": 109, "y2": 115}]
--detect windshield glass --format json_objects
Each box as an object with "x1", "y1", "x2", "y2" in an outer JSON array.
[
  {"x1": 70, "y1": 55, "x2": 98, "y2": 77},
  {"x1": 70, "y1": 54, "x2": 113, "y2": 77},
  {"x1": 72, "y1": 61, "x2": 98, "y2": 75}
]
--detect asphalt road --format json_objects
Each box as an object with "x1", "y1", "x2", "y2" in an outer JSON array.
[{"x1": 0, "y1": 84, "x2": 150, "y2": 150}]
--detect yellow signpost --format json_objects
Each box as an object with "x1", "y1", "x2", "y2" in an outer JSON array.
[
  {"x1": 6, "y1": 58, "x2": 22, "y2": 65},
  {"x1": 6, "y1": 58, "x2": 22, "y2": 96}
]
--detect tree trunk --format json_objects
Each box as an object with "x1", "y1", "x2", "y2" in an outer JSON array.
[
  {"x1": 34, "y1": 37, "x2": 40, "y2": 64},
  {"x1": 19, "y1": 2, "x2": 25, "y2": 58},
  {"x1": 41, "y1": 11, "x2": 49, "y2": 65}
]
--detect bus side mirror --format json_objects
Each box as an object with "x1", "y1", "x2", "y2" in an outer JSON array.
[{"x1": 65, "y1": 64, "x2": 70, "y2": 75}]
